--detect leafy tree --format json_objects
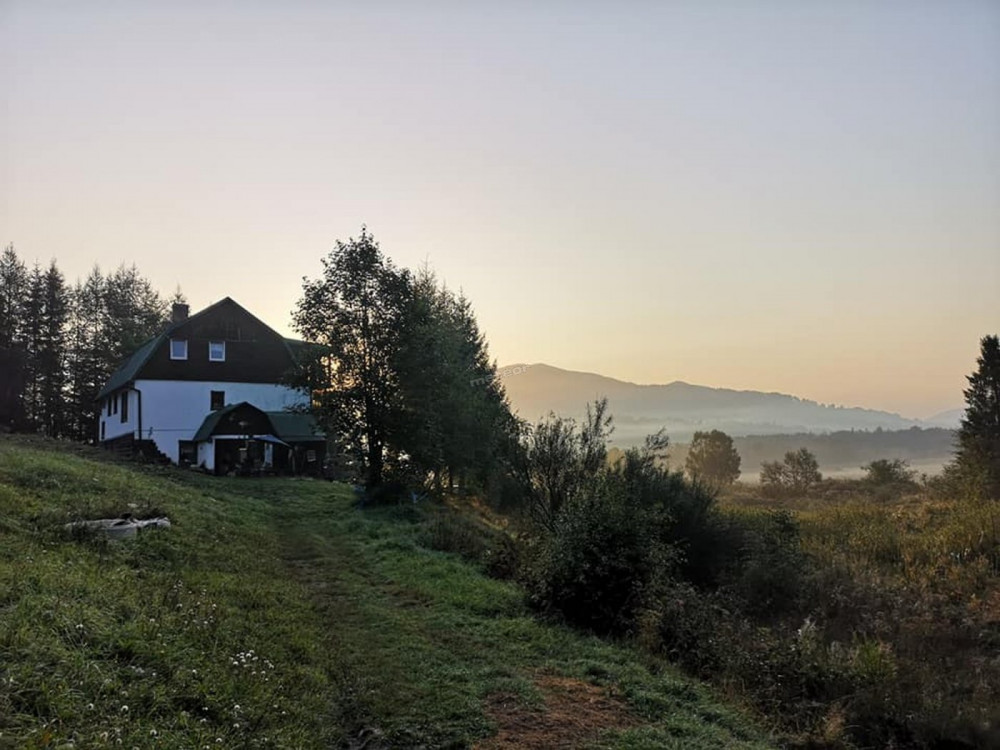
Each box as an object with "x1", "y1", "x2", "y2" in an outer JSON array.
[
  {"x1": 760, "y1": 448, "x2": 822, "y2": 494},
  {"x1": 292, "y1": 228, "x2": 412, "y2": 489},
  {"x1": 517, "y1": 399, "x2": 613, "y2": 532},
  {"x1": 955, "y1": 334, "x2": 1000, "y2": 499},
  {"x1": 685, "y1": 429, "x2": 741, "y2": 486},
  {"x1": 862, "y1": 458, "x2": 916, "y2": 486},
  {"x1": 784, "y1": 448, "x2": 822, "y2": 491}
]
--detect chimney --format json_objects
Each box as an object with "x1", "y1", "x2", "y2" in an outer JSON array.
[{"x1": 171, "y1": 303, "x2": 189, "y2": 324}]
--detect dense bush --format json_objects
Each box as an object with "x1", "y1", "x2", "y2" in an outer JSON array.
[
  {"x1": 526, "y1": 487, "x2": 677, "y2": 633},
  {"x1": 517, "y1": 405, "x2": 816, "y2": 638}
]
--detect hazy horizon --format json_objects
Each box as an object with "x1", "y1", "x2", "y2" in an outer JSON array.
[{"x1": 3, "y1": 1, "x2": 997, "y2": 419}]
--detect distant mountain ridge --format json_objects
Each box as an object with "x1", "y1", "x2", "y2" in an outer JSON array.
[{"x1": 498, "y1": 363, "x2": 959, "y2": 445}]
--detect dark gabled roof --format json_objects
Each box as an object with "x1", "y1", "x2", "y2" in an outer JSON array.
[
  {"x1": 98, "y1": 297, "x2": 307, "y2": 400},
  {"x1": 97, "y1": 334, "x2": 165, "y2": 399},
  {"x1": 192, "y1": 402, "x2": 325, "y2": 443}
]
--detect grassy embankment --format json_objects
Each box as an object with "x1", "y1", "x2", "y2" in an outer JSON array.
[{"x1": 0, "y1": 437, "x2": 769, "y2": 749}]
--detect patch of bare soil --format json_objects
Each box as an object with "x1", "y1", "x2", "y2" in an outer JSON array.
[{"x1": 476, "y1": 675, "x2": 639, "y2": 749}]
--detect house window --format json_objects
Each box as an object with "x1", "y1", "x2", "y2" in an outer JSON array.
[
  {"x1": 106, "y1": 398, "x2": 112, "y2": 416},
  {"x1": 100, "y1": 421, "x2": 105, "y2": 440},
  {"x1": 120, "y1": 392, "x2": 128, "y2": 423},
  {"x1": 170, "y1": 339, "x2": 188, "y2": 360},
  {"x1": 210, "y1": 390, "x2": 225, "y2": 410},
  {"x1": 209, "y1": 341, "x2": 226, "y2": 362},
  {"x1": 113, "y1": 395, "x2": 118, "y2": 415}
]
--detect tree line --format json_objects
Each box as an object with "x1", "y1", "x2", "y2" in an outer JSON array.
[{"x1": 0, "y1": 244, "x2": 175, "y2": 441}]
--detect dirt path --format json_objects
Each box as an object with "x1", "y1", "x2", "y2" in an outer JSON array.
[{"x1": 267, "y1": 491, "x2": 770, "y2": 750}]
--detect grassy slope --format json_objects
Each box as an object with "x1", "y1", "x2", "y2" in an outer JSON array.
[{"x1": 0, "y1": 437, "x2": 770, "y2": 749}]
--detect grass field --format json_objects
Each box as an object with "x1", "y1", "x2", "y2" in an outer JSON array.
[{"x1": 0, "y1": 437, "x2": 769, "y2": 749}]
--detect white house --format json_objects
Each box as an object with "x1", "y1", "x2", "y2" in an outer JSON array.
[{"x1": 97, "y1": 298, "x2": 324, "y2": 474}]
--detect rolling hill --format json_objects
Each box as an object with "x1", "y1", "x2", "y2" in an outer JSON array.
[{"x1": 499, "y1": 363, "x2": 955, "y2": 446}]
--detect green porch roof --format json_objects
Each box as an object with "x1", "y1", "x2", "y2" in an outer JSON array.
[{"x1": 192, "y1": 403, "x2": 324, "y2": 443}]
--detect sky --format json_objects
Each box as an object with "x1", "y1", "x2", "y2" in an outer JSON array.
[{"x1": 2, "y1": 1, "x2": 998, "y2": 419}]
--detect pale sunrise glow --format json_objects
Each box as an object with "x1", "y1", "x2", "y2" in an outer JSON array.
[{"x1": 2, "y1": 1, "x2": 997, "y2": 418}]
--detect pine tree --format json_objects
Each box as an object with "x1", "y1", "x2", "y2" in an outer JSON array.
[
  {"x1": 0, "y1": 244, "x2": 28, "y2": 429},
  {"x1": 394, "y1": 270, "x2": 518, "y2": 493},
  {"x1": 20, "y1": 264, "x2": 45, "y2": 430},
  {"x1": 101, "y1": 264, "x2": 167, "y2": 365},
  {"x1": 0, "y1": 244, "x2": 27, "y2": 349},
  {"x1": 956, "y1": 335, "x2": 1000, "y2": 499},
  {"x1": 36, "y1": 262, "x2": 69, "y2": 436},
  {"x1": 66, "y1": 268, "x2": 107, "y2": 441}
]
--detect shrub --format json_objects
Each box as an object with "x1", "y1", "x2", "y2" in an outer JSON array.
[
  {"x1": 525, "y1": 487, "x2": 678, "y2": 634},
  {"x1": 725, "y1": 510, "x2": 812, "y2": 619},
  {"x1": 422, "y1": 511, "x2": 489, "y2": 564},
  {"x1": 862, "y1": 458, "x2": 916, "y2": 486}
]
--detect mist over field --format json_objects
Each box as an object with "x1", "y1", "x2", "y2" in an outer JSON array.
[{"x1": 501, "y1": 363, "x2": 958, "y2": 475}]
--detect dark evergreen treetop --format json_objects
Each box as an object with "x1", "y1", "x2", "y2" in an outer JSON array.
[{"x1": 957, "y1": 334, "x2": 1000, "y2": 499}]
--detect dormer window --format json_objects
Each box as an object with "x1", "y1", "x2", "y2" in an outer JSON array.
[
  {"x1": 170, "y1": 339, "x2": 188, "y2": 360},
  {"x1": 209, "y1": 341, "x2": 226, "y2": 362}
]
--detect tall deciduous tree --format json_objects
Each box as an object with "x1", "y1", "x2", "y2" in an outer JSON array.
[
  {"x1": 293, "y1": 228, "x2": 412, "y2": 489},
  {"x1": 685, "y1": 429, "x2": 741, "y2": 487},
  {"x1": 956, "y1": 334, "x2": 1000, "y2": 499}
]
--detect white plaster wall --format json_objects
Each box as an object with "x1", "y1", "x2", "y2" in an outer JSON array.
[
  {"x1": 134, "y1": 380, "x2": 309, "y2": 463},
  {"x1": 99, "y1": 390, "x2": 138, "y2": 442},
  {"x1": 197, "y1": 439, "x2": 214, "y2": 471}
]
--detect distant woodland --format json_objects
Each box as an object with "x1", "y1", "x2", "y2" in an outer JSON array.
[{"x1": 668, "y1": 427, "x2": 956, "y2": 478}]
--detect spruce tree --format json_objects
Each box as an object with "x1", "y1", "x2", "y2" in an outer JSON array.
[
  {"x1": 0, "y1": 244, "x2": 28, "y2": 429},
  {"x1": 20, "y1": 264, "x2": 45, "y2": 430},
  {"x1": 36, "y1": 262, "x2": 69, "y2": 436},
  {"x1": 956, "y1": 335, "x2": 1000, "y2": 499}
]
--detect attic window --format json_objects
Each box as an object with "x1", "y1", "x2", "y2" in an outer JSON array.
[
  {"x1": 170, "y1": 339, "x2": 188, "y2": 360},
  {"x1": 209, "y1": 341, "x2": 226, "y2": 362}
]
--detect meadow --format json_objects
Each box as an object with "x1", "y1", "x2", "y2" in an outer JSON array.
[{"x1": 0, "y1": 436, "x2": 768, "y2": 749}]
